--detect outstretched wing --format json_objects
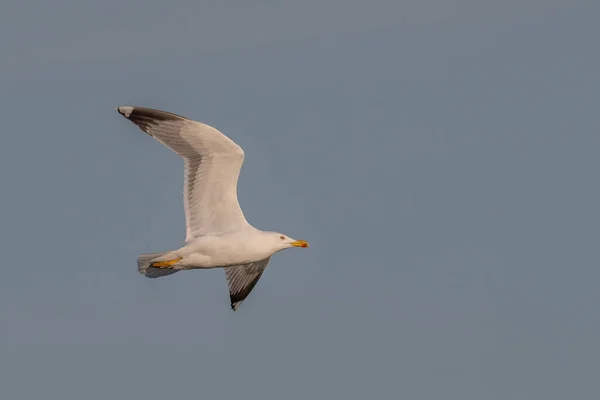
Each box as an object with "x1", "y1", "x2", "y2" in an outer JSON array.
[
  {"x1": 224, "y1": 258, "x2": 271, "y2": 311},
  {"x1": 117, "y1": 106, "x2": 248, "y2": 241}
]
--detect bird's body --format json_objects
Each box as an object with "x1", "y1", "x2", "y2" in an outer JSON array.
[
  {"x1": 116, "y1": 106, "x2": 309, "y2": 310},
  {"x1": 151, "y1": 228, "x2": 290, "y2": 270}
]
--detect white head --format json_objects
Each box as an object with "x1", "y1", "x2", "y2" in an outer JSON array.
[{"x1": 264, "y1": 231, "x2": 310, "y2": 253}]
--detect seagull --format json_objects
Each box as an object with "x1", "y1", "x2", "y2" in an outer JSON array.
[{"x1": 116, "y1": 106, "x2": 309, "y2": 311}]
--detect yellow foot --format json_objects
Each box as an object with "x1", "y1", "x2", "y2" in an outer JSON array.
[{"x1": 150, "y1": 258, "x2": 182, "y2": 268}]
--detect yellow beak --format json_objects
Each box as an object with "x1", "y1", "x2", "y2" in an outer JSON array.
[{"x1": 290, "y1": 240, "x2": 310, "y2": 248}]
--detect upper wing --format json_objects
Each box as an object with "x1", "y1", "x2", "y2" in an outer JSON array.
[
  {"x1": 224, "y1": 257, "x2": 271, "y2": 311},
  {"x1": 117, "y1": 106, "x2": 248, "y2": 241}
]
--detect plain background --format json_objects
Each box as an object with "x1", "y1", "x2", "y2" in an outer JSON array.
[{"x1": 1, "y1": 1, "x2": 599, "y2": 399}]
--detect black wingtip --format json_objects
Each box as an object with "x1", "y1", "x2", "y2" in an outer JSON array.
[{"x1": 116, "y1": 106, "x2": 134, "y2": 118}]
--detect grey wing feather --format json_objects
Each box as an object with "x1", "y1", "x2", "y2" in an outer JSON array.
[
  {"x1": 116, "y1": 106, "x2": 248, "y2": 241},
  {"x1": 224, "y1": 257, "x2": 271, "y2": 311}
]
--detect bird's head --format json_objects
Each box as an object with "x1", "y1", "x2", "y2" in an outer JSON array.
[{"x1": 267, "y1": 232, "x2": 310, "y2": 252}]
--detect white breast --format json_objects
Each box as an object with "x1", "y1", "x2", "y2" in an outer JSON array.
[{"x1": 177, "y1": 230, "x2": 274, "y2": 268}]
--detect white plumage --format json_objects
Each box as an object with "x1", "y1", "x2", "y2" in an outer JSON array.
[{"x1": 117, "y1": 106, "x2": 309, "y2": 311}]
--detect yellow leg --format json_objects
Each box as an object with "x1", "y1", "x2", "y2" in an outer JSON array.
[{"x1": 150, "y1": 258, "x2": 182, "y2": 268}]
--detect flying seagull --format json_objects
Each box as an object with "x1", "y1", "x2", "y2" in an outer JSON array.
[{"x1": 116, "y1": 106, "x2": 309, "y2": 311}]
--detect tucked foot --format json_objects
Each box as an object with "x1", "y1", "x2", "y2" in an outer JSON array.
[{"x1": 150, "y1": 258, "x2": 182, "y2": 268}]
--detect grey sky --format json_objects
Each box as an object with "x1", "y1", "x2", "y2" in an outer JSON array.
[{"x1": 0, "y1": 1, "x2": 599, "y2": 399}]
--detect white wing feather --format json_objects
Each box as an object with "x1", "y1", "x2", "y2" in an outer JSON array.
[{"x1": 117, "y1": 106, "x2": 248, "y2": 241}]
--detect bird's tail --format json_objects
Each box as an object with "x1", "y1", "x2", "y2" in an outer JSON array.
[{"x1": 137, "y1": 251, "x2": 182, "y2": 278}]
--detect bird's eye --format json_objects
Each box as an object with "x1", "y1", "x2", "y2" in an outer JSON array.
[{"x1": 280, "y1": 236, "x2": 285, "y2": 240}]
